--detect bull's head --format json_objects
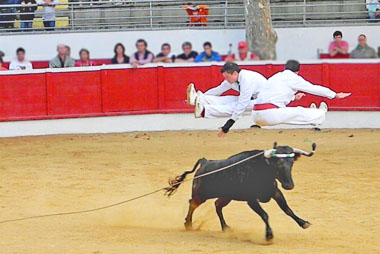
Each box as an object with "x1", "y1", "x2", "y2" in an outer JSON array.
[{"x1": 264, "y1": 142, "x2": 316, "y2": 190}]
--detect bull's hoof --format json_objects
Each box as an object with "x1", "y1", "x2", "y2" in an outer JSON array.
[
  {"x1": 265, "y1": 232, "x2": 273, "y2": 241},
  {"x1": 184, "y1": 222, "x2": 192, "y2": 230},
  {"x1": 222, "y1": 225, "x2": 231, "y2": 232},
  {"x1": 302, "y1": 221, "x2": 312, "y2": 229}
]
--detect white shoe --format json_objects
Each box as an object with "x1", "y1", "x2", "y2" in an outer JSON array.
[
  {"x1": 186, "y1": 83, "x2": 197, "y2": 106},
  {"x1": 310, "y1": 103, "x2": 317, "y2": 109},
  {"x1": 319, "y1": 102, "x2": 328, "y2": 112},
  {"x1": 194, "y1": 97, "x2": 204, "y2": 118}
]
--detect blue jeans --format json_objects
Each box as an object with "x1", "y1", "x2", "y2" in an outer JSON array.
[
  {"x1": 21, "y1": 22, "x2": 33, "y2": 29},
  {"x1": 43, "y1": 20, "x2": 55, "y2": 30}
]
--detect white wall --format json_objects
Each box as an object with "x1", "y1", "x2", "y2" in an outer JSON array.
[{"x1": 0, "y1": 26, "x2": 379, "y2": 62}]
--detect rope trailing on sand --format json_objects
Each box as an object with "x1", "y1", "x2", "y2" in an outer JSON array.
[{"x1": 0, "y1": 151, "x2": 264, "y2": 225}]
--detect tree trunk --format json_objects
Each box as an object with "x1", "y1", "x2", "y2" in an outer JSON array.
[{"x1": 244, "y1": 0, "x2": 277, "y2": 60}]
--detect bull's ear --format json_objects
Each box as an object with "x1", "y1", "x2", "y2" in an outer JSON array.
[
  {"x1": 273, "y1": 142, "x2": 277, "y2": 149},
  {"x1": 294, "y1": 153, "x2": 301, "y2": 161}
]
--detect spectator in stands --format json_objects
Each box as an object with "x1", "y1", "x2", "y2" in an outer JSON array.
[
  {"x1": 37, "y1": 0, "x2": 59, "y2": 30},
  {"x1": 366, "y1": 0, "x2": 380, "y2": 20},
  {"x1": 175, "y1": 41, "x2": 198, "y2": 63},
  {"x1": 9, "y1": 47, "x2": 33, "y2": 70},
  {"x1": 329, "y1": 31, "x2": 349, "y2": 57},
  {"x1": 224, "y1": 41, "x2": 259, "y2": 62},
  {"x1": 75, "y1": 48, "x2": 96, "y2": 67},
  {"x1": 19, "y1": 0, "x2": 37, "y2": 30},
  {"x1": 111, "y1": 43, "x2": 129, "y2": 64},
  {"x1": 65, "y1": 45, "x2": 72, "y2": 57},
  {"x1": 0, "y1": 0, "x2": 18, "y2": 29},
  {"x1": 350, "y1": 34, "x2": 377, "y2": 58},
  {"x1": 130, "y1": 39, "x2": 154, "y2": 68},
  {"x1": 195, "y1": 42, "x2": 222, "y2": 62},
  {"x1": 185, "y1": 3, "x2": 209, "y2": 26},
  {"x1": 0, "y1": 56, "x2": 8, "y2": 71},
  {"x1": 49, "y1": 44, "x2": 75, "y2": 68},
  {"x1": 154, "y1": 43, "x2": 176, "y2": 63}
]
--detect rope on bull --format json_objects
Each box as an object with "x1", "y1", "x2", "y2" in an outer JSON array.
[{"x1": 0, "y1": 151, "x2": 264, "y2": 225}]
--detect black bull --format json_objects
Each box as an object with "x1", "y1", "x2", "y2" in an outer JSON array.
[{"x1": 165, "y1": 143, "x2": 316, "y2": 240}]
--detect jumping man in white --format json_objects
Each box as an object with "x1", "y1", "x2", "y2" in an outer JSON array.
[
  {"x1": 252, "y1": 60, "x2": 351, "y2": 126},
  {"x1": 187, "y1": 62, "x2": 267, "y2": 137}
]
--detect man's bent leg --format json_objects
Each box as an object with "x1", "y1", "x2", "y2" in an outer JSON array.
[
  {"x1": 204, "y1": 103, "x2": 237, "y2": 118},
  {"x1": 197, "y1": 91, "x2": 238, "y2": 106},
  {"x1": 252, "y1": 107, "x2": 326, "y2": 126}
]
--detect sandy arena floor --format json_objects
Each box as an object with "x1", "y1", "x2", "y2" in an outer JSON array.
[{"x1": 0, "y1": 129, "x2": 379, "y2": 254}]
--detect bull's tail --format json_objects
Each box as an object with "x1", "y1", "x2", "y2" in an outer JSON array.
[{"x1": 164, "y1": 158, "x2": 206, "y2": 197}]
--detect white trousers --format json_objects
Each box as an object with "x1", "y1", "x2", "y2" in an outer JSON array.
[
  {"x1": 251, "y1": 107, "x2": 326, "y2": 126},
  {"x1": 198, "y1": 92, "x2": 255, "y2": 118}
]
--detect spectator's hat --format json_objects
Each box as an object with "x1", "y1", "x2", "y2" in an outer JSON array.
[{"x1": 238, "y1": 41, "x2": 247, "y2": 48}]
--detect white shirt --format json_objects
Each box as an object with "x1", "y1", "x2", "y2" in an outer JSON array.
[
  {"x1": 9, "y1": 59, "x2": 33, "y2": 70},
  {"x1": 256, "y1": 70, "x2": 336, "y2": 108},
  {"x1": 205, "y1": 69, "x2": 267, "y2": 121}
]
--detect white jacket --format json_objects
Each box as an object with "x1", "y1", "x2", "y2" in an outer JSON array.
[
  {"x1": 256, "y1": 70, "x2": 336, "y2": 108},
  {"x1": 205, "y1": 69, "x2": 267, "y2": 121}
]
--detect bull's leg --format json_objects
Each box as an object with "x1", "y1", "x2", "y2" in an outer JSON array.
[
  {"x1": 215, "y1": 198, "x2": 232, "y2": 231},
  {"x1": 247, "y1": 200, "x2": 273, "y2": 241},
  {"x1": 273, "y1": 188, "x2": 311, "y2": 229},
  {"x1": 184, "y1": 198, "x2": 205, "y2": 230}
]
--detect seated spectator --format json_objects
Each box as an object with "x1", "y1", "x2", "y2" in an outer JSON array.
[
  {"x1": 0, "y1": 56, "x2": 8, "y2": 71},
  {"x1": 75, "y1": 48, "x2": 96, "y2": 67},
  {"x1": 49, "y1": 44, "x2": 75, "y2": 68},
  {"x1": 194, "y1": 42, "x2": 222, "y2": 62},
  {"x1": 130, "y1": 39, "x2": 154, "y2": 68},
  {"x1": 224, "y1": 41, "x2": 259, "y2": 62},
  {"x1": 19, "y1": 0, "x2": 37, "y2": 30},
  {"x1": 37, "y1": 0, "x2": 59, "y2": 31},
  {"x1": 9, "y1": 47, "x2": 33, "y2": 70},
  {"x1": 329, "y1": 31, "x2": 349, "y2": 57},
  {"x1": 111, "y1": 43, "x2": 129, "y2": 64},
  {"x1": 154, "y1": 43, "x2": 176, "y2": 63},
  {"x1": 350, "y1": 34, "x2": 377, "y2": 58},
  {"x1": 175, "y1": 41, "x2": 198, "y2": 63},
  {"x1": 366, "y1": 0, "x2": 380, "y2": 20},
  {"x1": 185, "y1": 4, "x2": 209, "y2": 26}
]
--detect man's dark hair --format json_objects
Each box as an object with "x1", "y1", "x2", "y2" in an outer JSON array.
[
  {"x1": 16, "y1": 47, "x2": 25, "y2": 54},
  {"x1": 136, "y1": 39, "x2": 148, "y2": 47},
  {"x1": 285, "y1": 60, "x2": 300, "y2": 72},
  {"x1": 220, "y1": 62, "x2": 241, "y2": 74},
  {"x1": 359, "y1": 34, "x2": 366, "y2": 38},
  {"x1": 203, "y1": 41, "x2": 212, "y2": 48},
  {"x1": 182, "y1": 41, "x2": 192, "y2": 49},
  {"x1": 162, "y1": 43, "x2": 171, "y2": 49},
  {"x1": 333, "y1": 31, "x2": 343, "y2": 38}
]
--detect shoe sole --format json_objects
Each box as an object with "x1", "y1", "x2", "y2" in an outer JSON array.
[{"x1": 187, "y1": 83, "x2": 195, "y2": 106}]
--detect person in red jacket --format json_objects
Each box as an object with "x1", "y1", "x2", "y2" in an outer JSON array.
[{"x1": 185, "y1": 4, "x2": 209, "y2": 26}]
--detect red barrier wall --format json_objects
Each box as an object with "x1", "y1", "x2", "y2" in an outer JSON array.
[{"x1": 0, "y1": 62, "x2": 379, "y2": 122}]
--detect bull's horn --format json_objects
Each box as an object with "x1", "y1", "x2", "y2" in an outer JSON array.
[
  {"x1": 293, "y1": 143, "x2": 317, "y2": 157},
  {"x1": 264, "y1": 149, "x2": 276, "y2": 158},
  {"x1": 273, "y1": 142, "x2": 277, "y2": 149}
]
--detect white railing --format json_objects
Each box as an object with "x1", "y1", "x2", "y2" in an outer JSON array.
[{"x1": 0, "y1": 0, "x2": 379, "y2": 34}]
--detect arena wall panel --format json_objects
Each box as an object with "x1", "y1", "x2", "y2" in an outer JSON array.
[{"x1": 0, "y1": 60, "x2": 379, "y2": 122}]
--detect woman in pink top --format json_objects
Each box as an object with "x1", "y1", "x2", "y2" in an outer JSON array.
[
  {"x1": 75, "y1": 49, "x2": 95, "y2": 67},
  {"x1": 329, "y1": 31, "x2": 349, "y2": 57}
]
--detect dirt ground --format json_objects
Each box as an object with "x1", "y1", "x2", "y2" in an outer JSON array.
[{"x1": 0, "y1": 129, "x2": 379, "y2": 254}]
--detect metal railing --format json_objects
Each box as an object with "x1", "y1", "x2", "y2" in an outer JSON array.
[{"x1": 0, "y1": 0, "x2": 379, "y2": 35}]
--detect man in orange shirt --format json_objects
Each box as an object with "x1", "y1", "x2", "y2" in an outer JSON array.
[{"x1": 185, "y1": 4, "x2": 209, "y2": 26}]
